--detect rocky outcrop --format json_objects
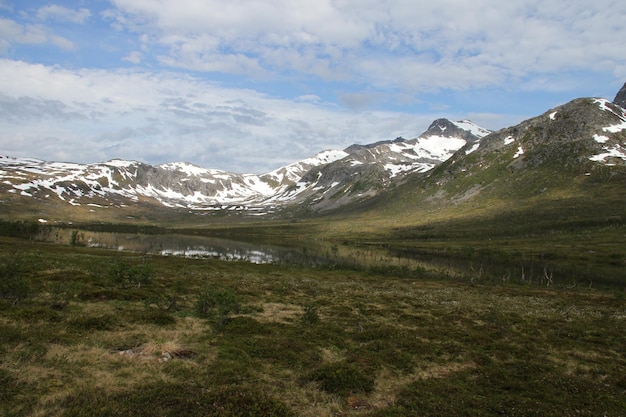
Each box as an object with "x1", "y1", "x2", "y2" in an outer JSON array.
[
  {"x1": 344, "y1": 137, "x2": 406, "y2": 153},
  {"x1": 421, "y1": 119, "x2": 482, "y2": 142},
  {"x1": 613, "y1": 82, "x2": 626, "y2": 108}
]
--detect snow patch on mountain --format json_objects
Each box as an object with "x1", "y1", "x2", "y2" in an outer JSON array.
[
  {"x1": 594, "y1": 98, "x2": 626, "y2": 119},
  {"x1": 602, "y1": 120, "x2": 626, "y2": 133},
  {"x1": 158, "y1": 162, "x2": 213, "y2": 177},
  {"x1": 0, "y1": 118, "x2": 490, "y2": 213},
  {"x1": 106, "y1": 159, "x2": 140, "y2": 168},
  {"x1": 589, "y1": 145, "x2": 626, "y2": 164},
  {"x1": 465, "y1": 143, "x2": 480, "y2": 155},
  {"x1": 593, "y1": 134, "x2": 610, "y2": 144},
  {"x1": 262, "y1": 150, "x2": 348, "y2": 186},
  {"x1": 451, "y1": 120, "x2": 491, "y2": 138}
]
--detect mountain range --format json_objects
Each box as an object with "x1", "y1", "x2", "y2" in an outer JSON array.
[
  {"x1": 0, "y1": 118, "x2": 490, "y2": 220},
  {"x1": 1, "y1": 84, "x2": 625, "y2": 224}
]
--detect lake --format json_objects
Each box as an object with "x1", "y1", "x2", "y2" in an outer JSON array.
[
  {"x1": 35, "y1": 227, "x2": 475, "y2": 278},
  {"x1": 38, "y1": 227, "x2": 339, "y2": 266}
]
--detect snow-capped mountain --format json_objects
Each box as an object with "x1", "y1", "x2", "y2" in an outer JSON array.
[
  {"x1": 457, "y1": 97, "x2": 626, "y2": 167},
  {"x1": 0, "y1": 118, "x2": 489, "y2": 217},
  {"x1": 415, "y1": 96, "x2": 626, "y2": 212},
  {"x1": 3, "y1": 83, "x2": 626, "y2": 222},
  {"x1": 0, "y1": 150, "x2": 347, "y2": 211},
  {"x1": 266, "y1": 119, "x2": 491, "y2": 211}
]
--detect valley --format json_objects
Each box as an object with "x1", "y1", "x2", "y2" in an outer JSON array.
[
  {"x1": 1, "y1": 232, "x2": 625, "y2": 416},
  {"x1": 1, "y1": 87, "x2": 626, "y2": 416}
]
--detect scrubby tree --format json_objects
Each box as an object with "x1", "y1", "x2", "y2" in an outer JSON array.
[
  {"x1": 195, "y1": 285, "x2": 238, "y2": 327},
  {"x1": 108, "y1": 259, "x2": 153, "y2": 288}
]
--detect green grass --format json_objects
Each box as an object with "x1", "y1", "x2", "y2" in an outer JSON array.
[{"x1": 1, "y1": 236, "x2": 625, "y2": 416}]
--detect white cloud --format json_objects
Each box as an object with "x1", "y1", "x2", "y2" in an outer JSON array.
[
  {"x1": 2, "y1": 1, "x2": 625, "y2": 173},
  {"x1": 122, "y1": 50, "x2": 143, "y2": 64},
  {"x1": 0, "y1": 59, "x2": 437, "y2": 173},
  {"x1": 49, "y1": 34, "x2": 75, "y2": 51},
  {"x1": 36, "y1": 5, "x2": 92, "y2": 24},
  {"x1": 0, "y1": 18, "x2": 47, "y2": 45},
  {"x1": 295, "y1": 95, "x2": 321, "y2": 103},
  {"x1": 104, "y1": 0, "x2": 626, "y2": 93},
  {"x1": 0, "y1": 17, "x2": 75, "y2": 50}
]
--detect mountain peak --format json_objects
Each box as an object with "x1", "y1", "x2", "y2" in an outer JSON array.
[
  {"x1": 420, "y1": 118, "x2": 491, "y2": 141},
  {"x1": 613, "y1": 81, "x2": 626, "y2": 108}
]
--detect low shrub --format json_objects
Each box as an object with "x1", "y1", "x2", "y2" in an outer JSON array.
[
  {"x1": 107, "y1": 259, "x2": 153, "y2": 289},
  {"x1": 299, "y1": 303, "x2": 320, "y2": 325},
  {"x1": 195, "y1": 285, "x2": 238, "y2": 326},
  {"x1": 307, "y1": 362, "x2": 375, "y2": 396}
]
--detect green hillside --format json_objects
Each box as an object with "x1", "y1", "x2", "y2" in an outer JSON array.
[{"x1": 299, "y1": 98, "x2": 626, "y2": 288}]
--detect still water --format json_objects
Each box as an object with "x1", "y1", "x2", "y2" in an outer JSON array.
[
  {"x1": 36, "y1": 227, "x2": 472, "y2": 278},
  {"x1": 40, "y1": 228, "x2": 334, "y2": 265}
]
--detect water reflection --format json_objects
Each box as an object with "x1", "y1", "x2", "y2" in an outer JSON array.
[
  {"x1": 36, "y1": 227, "x2": 470, "y2": 278},
  {"x1": 40, "y1": 228, "x2": 327, "y2": 265}
]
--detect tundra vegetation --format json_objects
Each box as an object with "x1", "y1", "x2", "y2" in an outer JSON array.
[{"x1": 0, "y1": 217, "x2": 625, "y2": 416}]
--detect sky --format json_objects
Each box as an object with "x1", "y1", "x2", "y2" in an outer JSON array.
[{"x1": 1, "y1": 0, "x2": 625, "y2": 174}]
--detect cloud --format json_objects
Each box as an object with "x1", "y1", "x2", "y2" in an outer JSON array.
[
  {"x1": 295, "y1": 95, "x2": 321, "y2": 104},
  {"x1": 339, "y1": 91, "x2": 387, "y2": 110},
  {"x1": 104, "y1": 0, "x2": 626, "y2": 94},
  {"x1": 0, "y1": 17, "x2": 75, "y2": 51},
  {"x1": 0, "y1": 18, "x2": 47, "y2": 45},
  {"x1": 36, "y1": 5, "x2": 92, "y2": 24},
  {"x1": 0, "y1": 93, "x2": 88, "y2": 122},
  {"x1": 0, "y1": 59, "x2": 438, "y2": 172},
  {"x1": 2, "y1": 1, "x2": 625, "y2": 173},
  {"x1": 122, "y1": 50, "x2": 142, "y2": 64}
]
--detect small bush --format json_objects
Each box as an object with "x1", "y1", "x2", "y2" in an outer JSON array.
[
  {"x1": 300, "y1": 304, "x2": 320, "y2": 325},
  {"x1": 195, "y1": 285, "x2": 238, "y2": 326},
  {"x1": 107, "y1": 259, "x2": 153, "y2": 289},
  {"x1": 307, "y1": 362, "x2": 375, "y2": 396}
]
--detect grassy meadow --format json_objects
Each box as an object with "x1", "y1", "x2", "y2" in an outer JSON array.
[{"x1": 1, "y1": 230, "x2": 625, "y2": 416}]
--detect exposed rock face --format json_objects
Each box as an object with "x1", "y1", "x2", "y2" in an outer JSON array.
[
  {"x1": 344, "y1": 137, "x2": 405, "y2": 154},
  {"x1": 0, "y1": 118, "x2": 490, "y2": 215},
  {"x1": 613, "y1": 82, "x2": 626, "y2": 108},
  {"x1": 421, "y1": 119, "x2": 482, "y2": 142},
  {"x1": 446, "y1": 97, "x2": 626, "y2": 179}
]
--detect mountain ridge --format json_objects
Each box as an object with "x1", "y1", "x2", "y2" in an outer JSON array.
[
  {"x1": 614, "y1": 81, "x2": 626, "y2": 108},
  {"x1": 0, "y1": 117, "x2": 488, "y2": 219},
  {"x1": 357, "y1": 96, "x2": 626, "y2": 228},
  {"x1": 2, "y1": 85, "x2": 626, "y2": 225}
]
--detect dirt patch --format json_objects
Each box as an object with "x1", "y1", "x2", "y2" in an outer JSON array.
[
  {"x1": 254, "y1": 302, "x2": 303, "y2": 324},
  {"x1": 117, "y1": 342, "x2": 196, "y2": 362}
]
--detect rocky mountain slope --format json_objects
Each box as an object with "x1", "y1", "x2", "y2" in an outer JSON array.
[
  {"x1": 614, "y1": 81, "x2": 626, "y2": 108},
  {"x1": 352, "y1": 95, "x2": 626, "y2": 232},
  {"x1": 0, "y1": 118, "x2": 488, "y2": 219},
  {"x1": 268, "y1": 119, "x2": 490, "y2": 212}
]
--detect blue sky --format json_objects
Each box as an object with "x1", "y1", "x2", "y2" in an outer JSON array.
[{"x1": 1, "y1": 0, "x2": 625, "y2": 173}]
